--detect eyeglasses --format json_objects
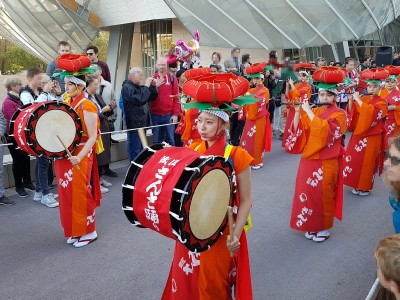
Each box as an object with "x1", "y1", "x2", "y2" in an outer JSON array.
[
  {"x1": 385, "y1": 151, "x2": 400, "y2": 166},
  {"x1": 86, "y1": 52, "x2": 95, "y2": 56}
]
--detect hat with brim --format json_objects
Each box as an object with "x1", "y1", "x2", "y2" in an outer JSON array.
[
  {"x1": 385, "y1": 75, "x2": 398, "y2": 82},
  {"x1": 359, "y1": 68, "x2": 389, "y2": 82},
  {"x1": 365, "y1": 80, "x2": 384, "y2": 84},
  {"x1": 246, "y1": 62, "x2": 269, "y2": 79},
  {"x1": 54, "y1": 54, "x2": 100, "y2": 80},
  {"x1": 248, "y1": 73, "x2": 264, "y2": 79},
  {"x1": 182, "y1": 73, "x2": 259, "y2": 112},
  {"x1": 315, "y1": 82, "x2": 338, "y2": 94}
]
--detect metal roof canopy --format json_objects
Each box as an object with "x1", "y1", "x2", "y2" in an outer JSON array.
[
  {"x1": 0, "y1": 0, "x2": 100, "y2": 63},
  {"x1": 164, "y1": 0, "x2": 400, "y2": 49}
]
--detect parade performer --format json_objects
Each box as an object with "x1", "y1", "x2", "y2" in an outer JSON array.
[
  {"x1": 381, "y1": 66, "x2": 400, "y2": 150},
  {"x1": 285, "y1": 76, "x2": 347, "y2": 242},
  {"x1": 53, "y1": 54, "x2": 102, "y2": 248},
  {"x1": 240, "y1": 62, "x2": 272, "y2": 170},
  {"x1": 344, "y1": 68, "x2": 389, "y2": 196},
  {"x1": 282, "y1": 63, "x2": 312, "y2": 147},
  {"x1": 162, "y1": 73, "x2": 256, "y2": 299},
  {"x1": 175, "y1": 68, "x2": 211, "y2": 146}
]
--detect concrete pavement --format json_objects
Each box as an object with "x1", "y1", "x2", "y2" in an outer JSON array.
[{"x1": 0, "y1": 138, "x2": 393, "y2": 300}]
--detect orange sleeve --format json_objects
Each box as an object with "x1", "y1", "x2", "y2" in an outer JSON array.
[
  {"x1": 379, "y1": 88, "x2": 388, "y2": 99},
  {"x1": 354, "y1": 98, "x2": 387, "y2": 135},
  {"x1": 394, "y1": 106, "x2": 400, "y2": 126},
  {"x1": 81, "y1": 99, "x2": 98, "y2": 114},
  {"x1": 289, "y1": 84, "x2": 301, "y2": 102},
  {"x1": 302, "y1": 111, "x2": 347, "y2": 158},
  {"x1": 231, "y1": 146, "x2": 254, "y2": 174},
  {"x1": 188, "y1": 142, "x2": 200, "y2": 151}
]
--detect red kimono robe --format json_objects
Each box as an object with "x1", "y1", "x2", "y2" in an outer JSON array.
[
  {"x1": 162, "y1": 137, "x2": 253, "y2": 300},
  {"x1": 343, "y1": 95, "x2": 387, "y2": 191},
  {"x1": 240, "y1": 85, "x2": 272, "y2": 165},
  {"x1": 285, "y1": 104, "x2": 347, "y2": 231},
  {"x1": 282, "y1": 82, "x2": 311, "y2": 148},
  {"x1": 382, "y1": 88, "x2": 400, "y2": 150},
  {"x1": 54, "y1": 93, "x2": 102, "y2": 237}
]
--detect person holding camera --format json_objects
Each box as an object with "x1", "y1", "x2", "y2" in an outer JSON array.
[{"x1": 122, "y1": 67, "x2": 159, "y2": 161}]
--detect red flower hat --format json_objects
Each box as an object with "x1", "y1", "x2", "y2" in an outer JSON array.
[
  {"x1": 56, "y1": 54, "x2": 91, "y2": 73},
  {"x1": 184, "y1": 67, "x2": 211, "y2": 80},
  {"x1": 182, "y1": 73, "x2": 249, "y2": 103},
  {"x1": 246, "y1": 62, "x2": 267, "y2": 75},
  {"x1": 294, "y1": 62, "x2": 314, "y2": 71},
  {"x1": 359, "y1": 68, "x2": 389, "y2": 82},
  {"x1": 384, "y1": 65, "x2": 400, "y2": 75},
  {"x1": 312, "y1": 66, "x2": 346, "y2": 84}
]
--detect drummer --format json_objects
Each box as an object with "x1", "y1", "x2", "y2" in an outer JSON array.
[
  {"x1": 162, "y1": 89, "x2": 256, "y2": 298},
  {"x1": 53, "y1": 57, "x2": 102, "y2": 248}
]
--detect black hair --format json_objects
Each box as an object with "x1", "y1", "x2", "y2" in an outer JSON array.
[{"x1": 86, "y1": 45, "x2": 99, "y2": 54}]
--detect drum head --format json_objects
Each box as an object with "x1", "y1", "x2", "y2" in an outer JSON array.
[
  {"x1": 35, "y1": 110, "x2": 76, "y2": 153},
  {"x1": 189, "y1": 169, "x2": 231, "y2": 240}
]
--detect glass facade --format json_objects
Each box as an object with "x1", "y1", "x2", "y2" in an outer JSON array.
[{"x1": 140, "y1": 19, "x2": 172, "y2": 78}]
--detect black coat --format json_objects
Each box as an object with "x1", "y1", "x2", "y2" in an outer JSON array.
[{"x1": 121, "y1": 80, "x2": 158, "y2": 129}]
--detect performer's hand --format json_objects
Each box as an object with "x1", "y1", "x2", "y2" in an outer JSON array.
[
  {"x1": 302, "y1": 101, "x2": 312, "y2": 114},
  {"x1": 227, "y1": 236, "x2": 240, "y2": 253},
  {"x1": 388, "y1": 105, "x2": 397, "y2": 111},
  {"x1": 68, "y1": 156, "x2": 81, "y2": 165},
  {"x1": 347, "y1": 94, "x2": 354, "y2": 102},
  {"x1": 353, "y1": 92, "x2": 360, "y2": 101},
  {"x1": 170, "y1": 115, "x2": 178, "y2": 124}
]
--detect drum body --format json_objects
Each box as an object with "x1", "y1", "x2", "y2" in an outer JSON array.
[
  {"x1": 122, "y1": 143, "x2": 236, "y2": 252},
  {"x1": 10, "y1": 101, "x2": 82, "y2": 159}
]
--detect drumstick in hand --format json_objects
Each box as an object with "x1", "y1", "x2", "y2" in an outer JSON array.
[
  {"x1": 227, "y1": 206, "x2": 234, "y2": 257},
  {"x1": 56, "y1": 135, "x2": 80, "y2": 170},
  {"x1": 137, "y1": 128, "x2": 149, "y2": 148}
]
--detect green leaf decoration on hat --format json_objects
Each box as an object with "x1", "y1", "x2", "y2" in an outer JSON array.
[
  {"x1": 316, "y1": 82, "x2": 338, "y2": 89},
  {"x1": 184, "y1": 102, "x2": 213, "y2": 111},
  {"x1": 183, "y1": 95, "x2": 259, "y2": 111},
  {"x1": 52, "y1": 67, "x2": 101, "y2": 79},
  {"x1": 365, "y1": 79, "x2": 383, "y2": 83},
  {"x1": 247, "y1": 73, "x2": 262, "y2": 78},
  {"x1": 232, "y1": 95, "x2": 259, "y2": 106},
  {"x1": 265, "y1": 65, "x2": 273, "y2": 71}
]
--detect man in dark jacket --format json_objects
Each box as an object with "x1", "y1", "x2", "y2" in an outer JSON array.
[{"x1": 122, "y1": 67, "x2": 159, "y2": 161}]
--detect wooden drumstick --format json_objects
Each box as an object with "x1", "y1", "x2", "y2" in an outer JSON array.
[
  {"x1": 227, "y1": 206, "x2": 234, "y2": 257},
  {"x1": 56, "y1": 135, "x2": 80, "y2": 170},
  {"x1": 137, "y1": 128, "x2": 148, "y2": 148}
]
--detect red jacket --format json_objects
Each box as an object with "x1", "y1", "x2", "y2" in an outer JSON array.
[{"x1": 150, "y1": 72, "x2": 180, "y2": 116}]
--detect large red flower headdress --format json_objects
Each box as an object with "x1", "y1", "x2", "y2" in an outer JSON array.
[{"x1": 182, "y1": 73, "x2": 257, "y2": 111}]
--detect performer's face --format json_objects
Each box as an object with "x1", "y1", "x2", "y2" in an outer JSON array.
[
  {"x1": 252, "y1": 77, "x2": 262, "y2": 85},
  {"x1": 64, "y1": 81, "x2": 82, "y2": 95},
  {"x1": 367, "y1": 83, "x2": 381, "y2": 95},
  {"x1": 318, "y1": 90, "x2": 335, "y2": 104},
  {"x1": 385, "y1": 79, "x2": 396, "y2": 91},
  {"x1": 197, "y1": 112, "x2": 227, "y2": 141},
  {"x1": 384, "y1": 144, "x2": 400, "y2": 182}
]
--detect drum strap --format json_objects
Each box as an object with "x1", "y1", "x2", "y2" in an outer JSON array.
[{"x1": 194, "y1": 143, "x2": 234, "y2": 165}]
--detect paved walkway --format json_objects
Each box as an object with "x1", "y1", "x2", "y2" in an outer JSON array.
[{"x1": 0, "y1": 139, "x2": 393, "y2": 300}]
